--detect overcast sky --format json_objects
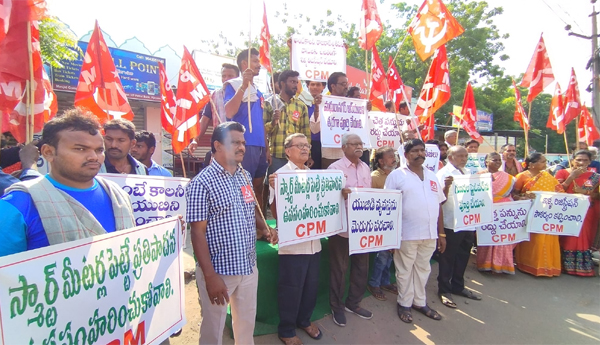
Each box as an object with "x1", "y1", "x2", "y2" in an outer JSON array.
[{"x1": 49, "y1": 0, "x2": 597, "y2": 103}]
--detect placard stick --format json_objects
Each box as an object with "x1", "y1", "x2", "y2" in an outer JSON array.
[
  {"x1": 27, "y1": 23, "x2": 35, "y2": 143},
  {"x1": 180, "y1": 153, "x2": 187, "y2": 178}
]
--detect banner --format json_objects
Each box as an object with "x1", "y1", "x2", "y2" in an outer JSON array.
[
  {"x1": 368, "y1": 111, "x2": 402, "y2": 150},
  {"x1": 452, "y1": 105, "x2": 494, "y2": 132},
  {"x1": 53, "y1": 41, "x2": 165, "y2": 102},
  {"x1": 290, "y1": 35, "x2": 346, "y2": 82},
  {"x1": 526, "y1": 191, "x2": 590, "y2": 236},
  {"x1": 99, "y1": 174, "x2": 190, "y2": 226},
  {"x1": 476, "y1": 200, "x2": 531, "y2": 246},
  {"x1": 452, "y1": 174, "x2": 493, "y2": 231},
  {"x1": 398, "y1": 144, "x2": 441, "y2": 173},
  {"x1": 0, "y1": 218, "x2": 185, "y2": 345},
  {"x1": 466, "y1": 153, "x2": 487, "y2": 174},
  {"x1": 347, "y1": 188, "x2": 402, "y2": 255},
  {"x1": 319, "y1": 95, "x2": 370, "y2": 149},
  {"x1": 275, "y1": 170, "x2": 345, "y2": 247}
]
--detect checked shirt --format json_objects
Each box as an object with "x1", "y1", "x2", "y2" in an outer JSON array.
[
  {"x1": 186, "y1": 160, "x2": 257, "y2": 275},
  {"x1": 263, "y1": 95, "x2": 311, "y2": 159}
]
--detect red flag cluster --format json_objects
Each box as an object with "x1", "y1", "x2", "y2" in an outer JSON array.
[
  {"x1": 74, "y1": 21, "x2": 133, "y2": 123},
  {"x1": 579, "y1": 105, "x2": 600, "y2": 145},
  {"x1": 520, "y1": 35, "x2": 554, "y2": 103},
  {"x1": 386, "y1": 56, "x2": 405, "y2": 111},
  {"x1": 359, "y1": 0, "x2": 383, "y2": 51},
  {"x1": 455, "y1": 82, "x2": 483, "y2": 143},
  {"x1": 414, "y1": 45, "x2": 450, "y2": 123},
  {"x1": 369, "y1": 46, "x2": 386, "y2": 111},
  {"x1": 408, "y1": 0, "x2": 464, "y2": 61},
  {"x1": 259, "y1": 1, "x2": 272, "y2": 73},
  {"x1": 0, "y1": 0, "x2": 57, "y2": 143}
]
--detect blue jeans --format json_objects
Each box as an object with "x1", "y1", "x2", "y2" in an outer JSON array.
[{"x1": 368, "y1": 250, "x2": 393, "y2": 287}]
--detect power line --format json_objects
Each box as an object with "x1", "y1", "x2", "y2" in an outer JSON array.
[
  {"x1": 554, "y1": 1, "x2": 585, "y2": 33},
  {"x1": 540, "y1": 0, "x2": 569, "y2": 26}
]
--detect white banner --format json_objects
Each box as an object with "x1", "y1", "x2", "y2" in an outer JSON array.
[
  {"x1": 465, "y1": 153, "x2": 487, "y2": 174},
  {"x1": 526, "y1": 191, "x2": 590, "y2": 236},
  {"x1": 99, "y1": 174, "x2": 190, "y2": 227},
  {"x1": 275, "y1": 170, "x2": 345, "y2": 247},
  {"x1": 319, "y1": 95, "x2": 370, "y2": 149},
  {"x1": 452, "y1": 174, "x2": 493, "y2": 231},
  {"x1": 368, "y1": 111, "x2": 402, "y2": 150},
  {"x1": 0, "y1": 218, "x2": 185, "y2": 345},
  {"x1": 290, "y1": 34, "x2": 346, "y2": 82},
  {"x1": 347, "y1": 188, "x2": 402, "y2": 255},
  {"x1": 476, "y1": 200, "x2": 531, "y2": 246},
  {"x1": 398, "y1": 144, "x2": 441, "y2": 173}
]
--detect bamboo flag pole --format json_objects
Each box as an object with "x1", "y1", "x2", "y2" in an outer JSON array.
[
  {"x1": 25, "y1": 80, "x2": 30, "y2": 143},
  {"x1": 247, "y1": 1, "x2": 253, "y2": 133},
  {"x1": 239, "y1": 163, "x2": 275, "y2": 240},
  {"x1": 180, "y1": 153, "x2": 187, "y2": 178},
  {"x1": 525, "y1": 102, "x2": 532, "y2": 158},
  {"x1": 545, "y1": 134, "x2": 548, "y2": 154},
  {"x1": 365, "y1": 49, "x2": 370, "y2": 97},
  {"x1": 26, "y1": 23, "x2": 35, "y2": 143},
  {"x1": 564, "y1": 131, "x2": 572, "y2": 169}
]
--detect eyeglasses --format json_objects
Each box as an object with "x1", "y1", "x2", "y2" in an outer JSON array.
[{"x1": 288, "y1": 144, "x2": 311, "y2": 150}]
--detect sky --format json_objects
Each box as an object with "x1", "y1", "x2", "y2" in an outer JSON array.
[{"x1": 49, "y1": 0, "x2": 597, "y2": 104}]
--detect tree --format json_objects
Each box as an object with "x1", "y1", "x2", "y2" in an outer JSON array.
[{"x1": 39, "y1": 16, "x2": 80, "y2": 68}]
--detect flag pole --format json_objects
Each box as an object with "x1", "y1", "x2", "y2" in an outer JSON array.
[
  {"x1": 366, "y1": 49, "x2": 371, "y2": 97},
  {"x1": 27, "y1": 22, "x2": 35, "y2": 143},
  {"x1": 239, "y1": 163, "x2": 275, "y2": 239},
  {"x1": 564, "y1": 131, "x2": 572, "y2": 169},
  {"x1": 180, "y1": 153, "x2": 187, "y2": 178},
  {"x1": 209, "y1": 97, "x2": 222, "y2": 125},
  {"x1": 25, "y1": 80, "x2": 30, "y2": 143},
  {"x1": 247, "y1": 0, "x2": 253, "y2": 133},
  {"x1": 545, "y1": 134, "x2": 548, "y2": 154},
  {"x1": 525, "y1": 102, "x2": 532, "y2": 157}
]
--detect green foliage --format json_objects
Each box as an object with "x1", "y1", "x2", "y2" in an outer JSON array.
[{"x1": 39, "y1": 17, "x2": 80, "y2": 68}]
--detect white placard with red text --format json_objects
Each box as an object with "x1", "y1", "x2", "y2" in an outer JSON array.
[
  {"x1": 452, "y1": 174, "x2": 494, "y2": 231},
  {"x1": 398, "y1": 144, "x2": 441, "y2": 173},
  {"x1": 526, "y1": 191, "x2": 590, "y2": 236},
  {"x1": 320, "y1": 95, "x2": 370, "y2": 149},
  {"x1": 368, "y1": 111, "x2": 402, "y2": 150},
  {"x1": 476, "y1": 200, "x2": 531, "y2": 245},
  {"x1": 347, "y1": 188, "x2": 402, "y2": 255},
  {"x1": 290, "y1": 35, "x2": 346, "y2": 82},
  {"x1": 275, "y1": 170, "x2": 345, "y2": 247}
]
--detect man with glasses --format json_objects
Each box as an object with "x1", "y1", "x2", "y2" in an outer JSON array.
[
  {"x1": 268, "y1": 133, "x2": 322, "y2": 345},
  {"x1": 264, "y1": 70, "x2": 312, "y2": 175},
  {"x1": 327, "y1": 133, "x2": 373, "y2": 327}
]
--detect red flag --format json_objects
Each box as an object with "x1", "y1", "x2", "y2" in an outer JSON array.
[
  {"x1": 172, "y1": 46, "x2": 211, "y2": 154},
  {"x1": 520, "y1": 35, "x2": 554, "y2": 103},
  {"x1": 408, "y1": 0, "x2": 465, "y2": 61},
  {"x1": 158, "y1": 62, "x2": 176, "y2": 134},
  {"x1": 547, "y1": 83, "x2": 565, "y2": 134},
  {"x1": 563, "y1": 68, "x2": 581, "y2": 125},
  {"x1": 512, "y1": 79, "x2": 529, "y2": 131},
  {"x1": 453, "y1": 114, "x2": 483, "y2": 144},
  {"x1": 579, "y1": 105, "x2": 600, "y2": 145},
  {"x1": 386, "y1": 56, "x2": 406, "y2": 111},
  {"x1": 74, "y1": 21, "x2": 133, "y2": 123},
  {"x1": 459, "y1": 82, "x2": 477, "y2": 125},
  {"x1": 369, "y1": 45, "x2": 386, "y2": 110},
  {"x1": 420, "y1": 111, "x2": 435, "y2": 141},
  {"x1": 359, "y1": 0, "x2": 383, "y2": 51},
  {"x1": 414, "y1": 45, "x2": 450, "y2": 123},
  {"x1": 259, "y1": 1, "x2": 272, "y2": 73}
]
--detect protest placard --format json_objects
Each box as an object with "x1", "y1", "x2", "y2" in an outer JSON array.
[
  {"x1": 0, "y1": 217, "x2": 185, "y2": 345},
  {"x1": 368, "y1": 111, "x2": 402, "y2": 150},
  {"x1": 99, "y1": 174, "x2": 190, "y2": 227},
  {"x1": 398, "y1": 144, "x2": 441, "y2": 173},
  {"x1": 395, "y1": 114, "x2": 419, "y2": 131},
  {"x1": 290, "y1": 35, "x2": 346, "y2": 82},
  {"x1": 476, "y1": 200, "x2": 531, "y2": 246},
  {"x1": 466, "y1": 153, "x2": 487, "y2": 174},
  {"x1": 452, "y1": 173, "x2": 493, "y2": 231},
  {"x1": 319, "y1": 95, "x2": 370, "y2": 149},
  {"x1": 526, "y1": 191, "x2": 590, "y2": 236},
  {"x1": 275, "y1": 170, "x2": 345, "y2": 247},
  {"x1": 347, "y1": 188, "x2": 402, "y2": 255}
]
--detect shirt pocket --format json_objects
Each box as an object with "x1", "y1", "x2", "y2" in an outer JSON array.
[{"x1": 211, "y1": 190, "x2": 235, "y2": 215}]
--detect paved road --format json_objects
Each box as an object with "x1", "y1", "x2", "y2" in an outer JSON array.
[{"x1": 174, "y1": 238, "x2": 600, "y2": 344}]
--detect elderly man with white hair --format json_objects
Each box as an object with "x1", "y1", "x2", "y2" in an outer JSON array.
[
  {"x1": 327, "y1": 133, "x2": 373, "y2": 327},
  {"x1": 444, "y1": 130, "x2": 457, "y2": 147}
]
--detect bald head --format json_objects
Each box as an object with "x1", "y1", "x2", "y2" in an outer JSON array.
[{"x1": 447, "y1": 146, "x2": 468, "y2": 168}]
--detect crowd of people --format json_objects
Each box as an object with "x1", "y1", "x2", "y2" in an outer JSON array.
[{"x1": 0, "y1": 47, "x2": 598, "y2": 345}]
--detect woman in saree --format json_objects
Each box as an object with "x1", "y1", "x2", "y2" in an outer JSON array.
[
  {"x1": 555, "y1": 150, "x2": 600, "y2": 276},
  {"x1": 514, "y1": 153, "x2": 564, "y2": 277},
  {"x1": 476, "y1": 152, "x2": 520, "y2": 274}
]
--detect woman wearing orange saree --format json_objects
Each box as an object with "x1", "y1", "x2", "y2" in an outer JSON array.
[
  {"x1": 477, "y1": 153, "x2": 519, "y2": 274},
  {"x1": 514, "y1": 153, "x2": 564, "y2": 277},
  {"x1": 555, "y1": 150, "x2": 600, "y2": 277}
]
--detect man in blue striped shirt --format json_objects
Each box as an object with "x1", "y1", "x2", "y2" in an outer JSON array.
[{"x1": 186, "y1": 121, "x2": 277, "y2": 345}]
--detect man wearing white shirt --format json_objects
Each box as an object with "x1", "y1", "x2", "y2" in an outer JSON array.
[
  {"x1": 436, "y1": 146, "x2": 482, "y2": 309},
  {"x1": 269, "y1": 133, "x2": 323, "y2": 344},
  {"x1": 385, "y1": 139, "x2": 446, "y2": 323},
  {"x1": 444, "y1": 130, "x2": 457, "y2": 147}
]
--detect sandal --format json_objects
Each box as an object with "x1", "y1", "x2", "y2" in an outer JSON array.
[
  {"x1": 397, "y1": 305, "x2": 413, "y2": 323},
  {"x1": 455, "y1": 289, "x2": 482, "y2": 300},
  {"x1": 367, "y1": 285, "x2": 387, "y2": 301},
  {"x1": 440, "y1": 294, "x2": 457, "y2": 308},
  {"x1": 301, "y1": 323, "x2": 322, "y2": 340},
  {"x1": 381, "y1": 284, "x2": 399, "y2": 295},
  {"x1": 412, "y1": 305, "x2": 442, "y2": 321},
  {"x1": 279, "y1": 336, "x2": 303, "y2": 345}
]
